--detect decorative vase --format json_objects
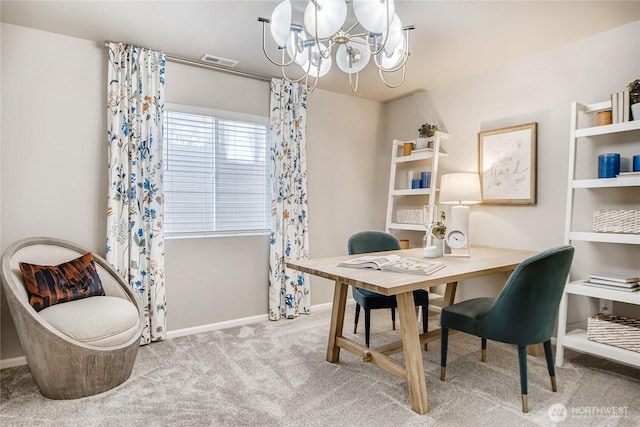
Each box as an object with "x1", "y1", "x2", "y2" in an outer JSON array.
[
  {"x1": 434, "y1": 238, "x2": 444, "y2": 256},
  {"x1": 631, "y1": 103, "x2": 640, "y2": 121},
  {"x1": 415, "y1": 138, "x2": 429, "y2": 150}
]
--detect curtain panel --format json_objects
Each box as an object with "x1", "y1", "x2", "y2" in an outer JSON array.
[
  {"x1": 106, "y1": 42, "x2": 167, "y2": 343},
  {"x1": 268, "y1": 79, "x2": 311, "y2": 320}
]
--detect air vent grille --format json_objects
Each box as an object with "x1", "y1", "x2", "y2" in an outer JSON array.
[{"x1": 200, "y1": 54, "x2": 238, "y2": 68}]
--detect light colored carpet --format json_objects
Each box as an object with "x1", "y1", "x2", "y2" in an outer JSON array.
[{"x1": 1, "y1": 304, "x2": 639, "y2": 426}]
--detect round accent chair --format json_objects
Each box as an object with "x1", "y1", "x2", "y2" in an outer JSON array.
[{"x1": 1, "y1": 237, "x2": 143, "y2": 399}]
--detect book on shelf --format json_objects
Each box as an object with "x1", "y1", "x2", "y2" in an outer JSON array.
[
  {"x1": 623, "y1": 88, "x2": 630, "y2": 122},
  {"x1": 589, "y1": 272, "x2": 640, "y2": 283},
  {"x1": 618, "y1": 171, "x2": 640, "y2": 177},
  {"x1": 610, "y1": 90, "x2": 631, "y2": 123},
  {"x1": 582, "y1": 281, "x2": 639, "y2": 292},
  {"x1": 588, "y1": 278, "x2": 640, "y2": 288},
  {"x1": 337, "y1": 254, "x2": 445, "y2": 276}
]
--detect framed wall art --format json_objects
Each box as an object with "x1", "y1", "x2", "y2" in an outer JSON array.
[{"x1": 478, "y1": 122, "x2": 537, "y2": 204}]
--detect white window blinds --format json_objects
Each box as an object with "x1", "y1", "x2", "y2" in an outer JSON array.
[{"x1": 162, "y1": 107, "x2": 270, "y2": 236}]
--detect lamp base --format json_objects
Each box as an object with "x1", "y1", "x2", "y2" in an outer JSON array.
[{"x1": 450, "y1": 205, "x2": 469, "y2": 238}]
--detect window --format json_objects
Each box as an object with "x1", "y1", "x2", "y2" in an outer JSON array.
[{"x1": 162, "y1": 105, "x2": 270, "y2": 237}]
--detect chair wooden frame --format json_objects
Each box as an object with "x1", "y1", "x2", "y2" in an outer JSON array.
[{"x1": 1, "y1": 237, "x2": 143, "y2": 399}]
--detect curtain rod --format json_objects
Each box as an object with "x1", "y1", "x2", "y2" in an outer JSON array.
[{"x1": 104, "y1": 41, "x2": 271, "y2": 83}]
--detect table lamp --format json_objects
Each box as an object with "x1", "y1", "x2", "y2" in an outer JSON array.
[{"x1": 438, "y1": 173, "x2": 482, "y2": 247}]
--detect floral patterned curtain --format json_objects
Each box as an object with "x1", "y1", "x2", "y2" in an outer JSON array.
[
  {"x1": 106, "y1": 42, "x2": 167, "y2": 344},
  {"x1": 268, "y1": 79, "x2": 310, "y2": 320}
]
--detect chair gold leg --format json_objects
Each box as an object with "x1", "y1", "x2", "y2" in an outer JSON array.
[
  {"x1": 440, "y1": 367, "x2": 446, "y2": 381},
  {"x1": 353, "y1": 324, "x2": 357, "y2": 334},
  {"x1": 550, "y1": 376, "x2": 557, "y2": 392},
  {"x1": 392, "y1": 319, "x2": 396, "y2": 330},
  {"x1": 521, "y1": 394, "x2": 528, "y2": 413},
  {"x1": 481, "y1": 348, "x2": 486, "y2": 362}
]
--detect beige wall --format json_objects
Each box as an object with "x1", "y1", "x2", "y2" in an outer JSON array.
[
  {"x1": 384, "y1": 21, "x2": 640, "y2": 319},
  {"x1": 306, "y1": 90, "x2": 387, "y2": 302},
  {"x1": 1, "y1": 24, "x2": 108, "y2": 360},
  {"x1": 0, "y1": 23, "x2": 385, "y2": 360}
]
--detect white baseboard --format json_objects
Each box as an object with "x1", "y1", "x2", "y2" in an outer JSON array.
[
  {"x1": 166, "y1": 301, "x2": 334, "y2": 339},
  {"x1": 166, "y1": 313, "x2": 270, "y2": 339},
  {"x1": 1, "y1": 356, "x2": 27, "y2": 370},
  {"x1": 0, "y1": 301, "x2": 339, "y2": 369}
]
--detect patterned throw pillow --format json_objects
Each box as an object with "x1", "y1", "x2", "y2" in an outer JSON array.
[{"x1": 19, "y1": 252, "x2": 105, "y2": 312}]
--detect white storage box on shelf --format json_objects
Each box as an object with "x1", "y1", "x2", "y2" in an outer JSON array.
[
  {"x1": 592, "y1": 209, "x2": 640, "y2": 234},
  {"x1": 587, "y1": 313, "x2": 640, "y2": 353}
]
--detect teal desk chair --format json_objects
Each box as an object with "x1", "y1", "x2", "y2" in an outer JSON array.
[
  {"x1": 439, "y1": 245, "x2": 574, "y2": 413},
  {"x1": 348, "y1": 231, "x2": 429, "y2": 348}
]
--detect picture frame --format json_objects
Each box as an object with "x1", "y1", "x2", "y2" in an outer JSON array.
[{"x1": 478, "y1": 122, "x2": 537, "y2": 204}]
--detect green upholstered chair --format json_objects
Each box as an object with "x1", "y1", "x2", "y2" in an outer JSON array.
[
  {"x1": 348, "y1": 231, "x2": 429, "y2": 348},
  {"x1": 439, "y1": 245, "x2": 574, "y2": 413}
]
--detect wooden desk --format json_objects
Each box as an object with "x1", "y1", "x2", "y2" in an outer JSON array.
[{"x1": 287, "y1": 246, "x2": 536, "y2": 415}]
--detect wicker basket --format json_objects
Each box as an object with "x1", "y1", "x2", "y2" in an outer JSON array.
[
  {"x1": 396, "y1": 209, "x2": 423, "y2": 224},
  {"x1": 587, "y1": 313, "x2": 640, "y2": 353},
  {"x1": 592, "y1": 210, "x2": 640, "y2": 234}
]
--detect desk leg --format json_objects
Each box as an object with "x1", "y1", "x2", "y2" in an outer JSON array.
[
  {"x1": 442, "y1": 281, "x2": 458, "y2": 306},
  {"x1": 327, "y1": 280, "x2": 348, "y2": 363},
  {"x1": 397, "y1": 292, "x2": 429, "y2": 414}
]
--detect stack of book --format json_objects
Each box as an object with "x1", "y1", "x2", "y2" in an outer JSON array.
[
  {"x1": 583, "y1": 273, "x2": 640, "y2": 292},
  {"x1": 610, "y1": 90, "x2": 631, "y2": 123}
]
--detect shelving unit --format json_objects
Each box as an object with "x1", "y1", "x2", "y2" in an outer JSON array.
[
  {"x1": 385, "y1": 132, "x2": 449, "y2": 244},
  {"x1": 555, "y1": 100, "x2": 640, "y2": 368}
]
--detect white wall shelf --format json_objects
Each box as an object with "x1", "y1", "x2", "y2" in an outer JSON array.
[
  {"x1": 390, "y1": 189, "x2": 435, "y2": 196},
  {"x1": 575, "y1": 119, "x2": 640, "y2": 138},
  {"x1": 568, "y1": 232, "x2": 640, "y2": 244},
  {"x1": 385, "y1": 132, "x2": 449, "y2": 245},
  {"x1": 387, "y1": 223, "x2": 427, "y2": 231},
  {"x1": 565, "y1": 281, "x2": 640, "y2": 304},
  {"x1": 572, "y1": 177, "x2": 640, "y2": 188},
  {"x1": 561, "y1": 329, "x2": 640, "y2": 367},
  {"x1": 556, "y1": 100, "x2": 640, "y2": 369}
]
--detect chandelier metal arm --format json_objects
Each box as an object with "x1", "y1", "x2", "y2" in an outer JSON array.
[
  {"x1": 378, "y1": 64, "x2": 407, "y2": 88},
  {"x1": 373, "y1": 28, "x2": 412, "y2": 72},
  {"x1": 258, "y1": 18, "x2": 296, "y2": 67},
  {"x1": 348, "y1": 71, "x2": 360, "y2": 93},
  {"x1": 365, "y1": 0, "x2": 393, "y2": 56},
  {"x1": 310, "y1": 1, "x2": 333, "y2": 59},
  {"x1": 281, "y1": 49, "x2": 311, "y2": 84}
]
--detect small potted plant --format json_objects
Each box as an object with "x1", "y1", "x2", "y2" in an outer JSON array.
[
  {"x1": 418, "y1": 123, "x2": 439, "y2": 138},
  {"x1": 430, "y1": 211, "x2": 447, "y2": 256},
  {"x1": 415, "y1": 123, "x2": 439, "y2": 149},
  {"x1": 431, "y1": 211, "x2": 447, "y2": 239},
  {"x1": 629, "y1": 78, "x2": 640, "y2": 120}
]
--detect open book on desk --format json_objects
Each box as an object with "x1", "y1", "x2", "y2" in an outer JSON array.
[{"x1": 337, "y1": 254, "x2": 445, "y2": 276}]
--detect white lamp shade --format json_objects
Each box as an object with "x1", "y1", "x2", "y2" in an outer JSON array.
[
  {"x1": 380, "y1": 34, "x2": 404, "y2": 69},
  {"x1": 439, "y1": 173, "x2": 482, "y2": 205},
  {"x1": 304, "y1": 43, "x2": 332, "y2": 77},
  {"x1": 286, "y1": 31, "x2": 309, "y2": 66},
  {"x1": 336, "y1": 37, "x2": 371, "y2": 74},
  {"x1": 383, "y1": 13, "x2": 402, "y2": 56},
  {"x1": 353, "y1": 0, "x2": 395, "y2": 33},
  {"x1": 304, "y1": 0, "x2": 347, "y2": 39},
  {"x1": 270, "y1": 0, "x2": 292, "y2": 48}
]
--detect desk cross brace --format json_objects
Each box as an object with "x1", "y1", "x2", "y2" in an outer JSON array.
[{"x1": 326, "y1": 280, "x2": 459, "y2": 415}]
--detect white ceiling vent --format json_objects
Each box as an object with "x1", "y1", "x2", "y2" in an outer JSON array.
[{"x1": 200, "y1": 54, "x2": 238, "y2": 68}]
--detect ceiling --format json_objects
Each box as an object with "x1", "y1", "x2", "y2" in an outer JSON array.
[{"x1": 2, "y1": 1, "x2": 639, "y2": 103}]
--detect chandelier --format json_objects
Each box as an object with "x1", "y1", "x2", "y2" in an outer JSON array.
[{"x1": 258, "y1": 0, "x2": 415, "y2": 93}]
